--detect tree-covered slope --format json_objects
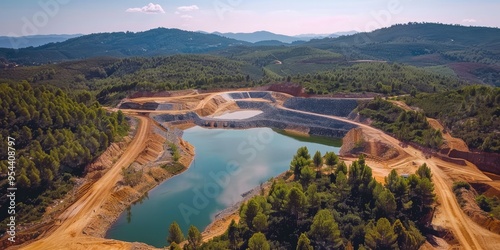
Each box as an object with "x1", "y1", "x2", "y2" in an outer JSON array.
[
  {"x1": 0, "y1": 82, "x2": 128, "y2": 229},
  {"x1": 0, "y1": 55, "x2": 264, "y2": 104},
  {"x1": 405, "y1": 85, "x2": 500, "y2": 152},
  {"x1": 357, "y1": 97, "x2": 444, "y2": 150},
  {"x1": 0, "y1": 28, "x2": 250, "y2": 64},
  {"x1": 284, "y1": 62, "x2": 467, "y2": 95},
  {"x1": 304, "y1": 23, "x2": 500, "y2": 85}
]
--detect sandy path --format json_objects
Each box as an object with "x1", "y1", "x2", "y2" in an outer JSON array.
[
  {"x1": 22, "y1": 116, "x2": 151, "y2": 250},
  {"x1": 279, "y1": 106, "x2": 500, "y2": 249}
]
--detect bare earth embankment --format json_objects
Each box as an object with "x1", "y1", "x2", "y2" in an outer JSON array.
[{"x1": 20, "y1": 116, "x2": 152, "y2": 250}]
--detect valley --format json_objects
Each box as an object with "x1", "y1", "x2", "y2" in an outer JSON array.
[{"x1": 0, "y1": 20, "x2": 499, "y2": 250}]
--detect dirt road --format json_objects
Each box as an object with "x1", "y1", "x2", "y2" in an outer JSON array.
[{"x1": 22, "y1": 116, "x2": 151, "y2": 250}]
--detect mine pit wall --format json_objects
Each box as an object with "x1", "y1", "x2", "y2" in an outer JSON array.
[
  {"x1": 283, "y1": 97, "x2": 359, "y2": 117},
  {"x1": 153, "y1": 100, "x2": 357, "y2": 139},
  {"x1": 449, "y1": 150, "x2": 500, "y2": 175},
  {"x1": 119, "y1": 102, "x2": 159, "y2": 110},
  {"x1": 119, "y1": 102, "x2": 182, "y2": 111},
  {"x1": 227, "y1": 91, "x2": 276, "y2": 102}
]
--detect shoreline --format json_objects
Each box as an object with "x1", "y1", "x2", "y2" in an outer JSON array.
[
  {"x1": 85, "y1": 121, "x2": 196, "y2": 239},
  {"x1": 200, "y1": 172, "x2": 289, "y2": 242}
]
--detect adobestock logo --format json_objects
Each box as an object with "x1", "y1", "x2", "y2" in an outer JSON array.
[
  {"x1": 178, "y1": 128, "x2": 274, "y2": 224},
  {"x1": 213, "y1": 0, "x2": 244, "y2": 21},
  {"x1": 8, "y1": 0, "x2": 70, "y2": 50}
]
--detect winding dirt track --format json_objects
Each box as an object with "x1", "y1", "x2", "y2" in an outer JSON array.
[{"x1": 22, "y1": 116, "x2": 151, "y2": 250}]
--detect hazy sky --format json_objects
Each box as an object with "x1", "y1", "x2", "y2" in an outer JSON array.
[{"x1": 1, "y1": 0, "x2": 499, "y2": 36}]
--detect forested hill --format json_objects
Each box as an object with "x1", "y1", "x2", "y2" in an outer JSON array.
[
  {"x1": 0, "y1": 82, "x2": 129, "y2": 230},
  {"x1": 405, "y1": 85, "x2": 500, "y2": 153},
  {"x1": 309, "y1": 22, "x2": 500, "y2": 63},
  {"x1": 307, "y1": 23, "x2": 500, "y2": 48},
  {"x1": 0, "y1": 28, "x2": 249, "y2": 64},
  {"x1": 304, "y1": 23, "x2": 500, "y2": 86}
]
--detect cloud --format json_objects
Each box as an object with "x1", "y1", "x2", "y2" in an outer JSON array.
[
  {"x1": 462, "y1": 18, "x2": 477, "y2": 23},
  {"x1": 177, "y1": 5, "x2": 199, "y2": 12},
  {"x1": 126, "y1": 3, "x2": 165, "y2": 14}
]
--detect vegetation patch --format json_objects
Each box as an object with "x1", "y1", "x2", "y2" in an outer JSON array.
[
  {"x1": 452, "y1": 181, "x2": 471, "y2": 207},
  {"x1": 162, "y1": 163, "x2": 185, "y2": 175},
  {"x1": 0, "y1": 81, "x2": 129, "y2": 231},
  {"x1": 475, "y1": 195, "x2": 500, "y2": 220},
  {"x1": 357, "y1": 97, "x2": 443, "y2": 149},
  {"x1": 405, "y1": 85, "x2": 500, "y2": 152}
]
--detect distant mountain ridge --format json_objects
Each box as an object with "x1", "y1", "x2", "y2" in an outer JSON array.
[
  {"x1": 212, "y1": 31, "x2": 358, "y2": 43},
  {"x1": 0, "y1": 34, "x2": 82, "y2": 49},
  {"x1": 0, "y1": 28, "x2": 250, "y2": 64},
  {"x1": 212, "y1": 31, "x2": 323, "y2": 43}
]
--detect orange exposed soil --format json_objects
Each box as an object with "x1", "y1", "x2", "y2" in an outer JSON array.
[
  {"x1": 427, "y1": 118, "x2": 470, "y2": 152},
  {"x1": 201, "y1": 214, "x2": 240, "y2": 243}
]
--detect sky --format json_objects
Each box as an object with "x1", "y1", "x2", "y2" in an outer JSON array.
[{"x1": 1, "y1": 0, "x2": 499, "y2": 37}]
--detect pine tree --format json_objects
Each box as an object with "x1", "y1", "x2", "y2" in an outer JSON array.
[
  {"x1": 252, "y1": 213, "x2": 268, "y2": 232},
  {"x1": 167, "y1": 221, "x2": 184, "y2": 244},
  {"x1": 186, "y1": 225, "x2": 202, "y2": 250},
  {"x1": 228, "y1": 219, "x2": 240, "y2": 250},
  {"x1": 313, "y1": 150, "x2": 323, "y2": 169},
  {"x1": 365, "y1": 218, "x2": 398, "y2": 250},
  {"x1": 324, "y1": 152, "x2": 339, "y2": 167},
  {"x1": 416, "y1": 163, "x2": 432, "y2": 179},
  {"x1": 286, "y1": 187, "x2": 307, "y2": 219},
  {"x1": 308, "y1": 209, "x2": 343, "y2": 249},
  {"x1": 300, "y1": 166, "x2": 316, "y2": 187},
  {"x1": 248, "y1": 232, "x2": 270, "y2": 250},
  {"x1": 169, "y1": 242, "x2": 182, "y2": 250},
  {"x1": 375, "y1": 189, "x2": 397, "y2": 219},
  {"x1": 241, "y1": 199, "x2": 261, "y2": 230}
]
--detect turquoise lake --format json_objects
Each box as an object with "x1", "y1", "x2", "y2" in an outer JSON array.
[{"x1": 106, "y1": 126, "x2": 341, "y2": 248}]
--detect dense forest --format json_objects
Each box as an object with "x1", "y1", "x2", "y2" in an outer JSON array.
[
  {"x1": 404, "y1": 85, "x2": 500, "y2": 153},
  {"x1": 168, "y1": 148, "x2": 435, "y2": 250},
  {"x1": 0, "y1": 81, "x2": 129, "y2": 229},
  {"x1": 356, "y1": 97, "x2": 443, "y2": 150},
  {"x1": 282, "y1": 62, "x2": 466, "y2": 95},
  {"x1": 0, "y1": 55, "x2": 471, "y2": 105}
]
